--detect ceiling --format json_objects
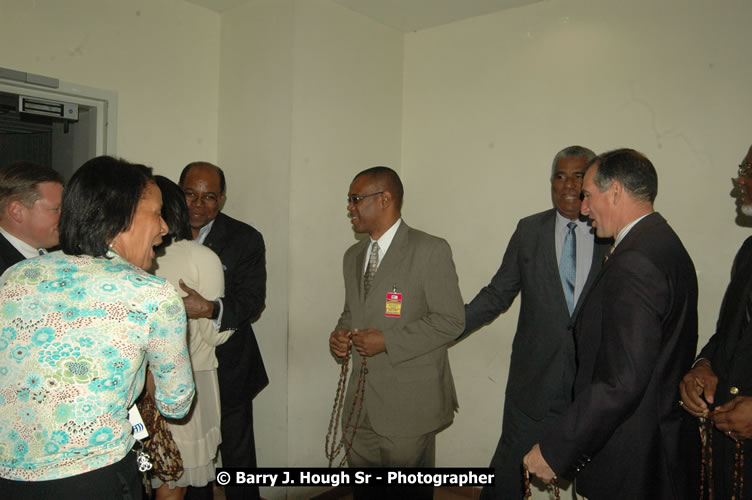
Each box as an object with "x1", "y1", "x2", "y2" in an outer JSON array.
[{"x1": 184, "y1": 0, "x2": 543, "y2": 32}]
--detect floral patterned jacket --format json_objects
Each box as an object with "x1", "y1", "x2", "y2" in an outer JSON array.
[{"x1": 0, "y1": 251, "x2": 194, "y2": 481}]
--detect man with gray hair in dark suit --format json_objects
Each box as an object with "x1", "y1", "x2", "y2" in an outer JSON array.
[{"x1": 460, "y1": 146, "x2": 610, "y2": 499}]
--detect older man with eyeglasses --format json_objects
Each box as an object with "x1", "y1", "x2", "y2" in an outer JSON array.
[
  {"x1": 679, "y1": 143, "x2": 752, "y2": 499},
  {"x1": 178, "y1": 162, "x2": 267, "y2": 500}
]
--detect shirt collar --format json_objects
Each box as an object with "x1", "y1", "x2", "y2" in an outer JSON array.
[
  {"x1": 0, "y1": 226, "x2": 43, "y2": 259},
  {"x1": 370, "y1": 218, "x2": 402, "y2": 254},
  {"x1": 195, "y1": 218, "x2": 216, "y2": 245},
  {"x1": 555, "y1": 211, "x2": 587, "y2": 232},
  {"x1": 614, "y1": 212, "x2": 652, "y2": 247}
]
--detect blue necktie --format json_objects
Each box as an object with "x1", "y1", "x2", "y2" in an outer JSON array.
[{"x1": 559, "y1": 222, "x2": 577, "y2": 315}]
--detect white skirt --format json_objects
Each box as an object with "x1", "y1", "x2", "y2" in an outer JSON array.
[{"x1": 151, "y1": 369, "x2": 222, "y2": 489}]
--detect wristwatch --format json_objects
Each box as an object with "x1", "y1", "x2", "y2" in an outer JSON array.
[{"x1": 209, "y1": 300, "x2": 221, "y2": 320}]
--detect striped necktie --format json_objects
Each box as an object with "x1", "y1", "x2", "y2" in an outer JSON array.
[{"x1": 364, "y1": 242, "x2": 379, "y2": 297}]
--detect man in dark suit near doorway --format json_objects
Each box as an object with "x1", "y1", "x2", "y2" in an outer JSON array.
[
  {"x1": 460, "y1": 145, "x2": 608, "y2": 499},
  {"x1": 524, "y1": 149, "x2": 698, "y2": 500},
  {"x1": 0, "y1": 161, "x2": 63, "y2": 274},
  {"x1": 679, "y1": 143, "x2": 752, "y2": 498},
  {"x1": 179, "y1": 162, "x2": 267, "y2": 500}
]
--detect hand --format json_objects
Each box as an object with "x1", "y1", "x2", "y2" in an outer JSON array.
[
  {"x1": 711, "y1": 396, "x2": 752, "y2": 440},
  {"x1": 351, "y1": 328, "x2": 386, "y2": 357},
  {"x1": 145, "y1": 369, "x2": 156, "y2": 397},
  {"x1": 523, "y1": 444, "x2": 556, "y2": 483},
  {"x1": 179, "y1": 279, "x2": 213, "y2": 320},
  {"x1": 329, "y1": 329, "x2": 351, "y2": 358},
  {"x1": 679, "y1": 359, "x2": 718, "y2": 417}
]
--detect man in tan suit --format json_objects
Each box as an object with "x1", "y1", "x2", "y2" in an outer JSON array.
[{"x1": 329, "y1": 166, "x2": 465, "y2": 499}]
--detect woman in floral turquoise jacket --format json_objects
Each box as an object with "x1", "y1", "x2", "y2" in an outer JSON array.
[{"x1": 0, "y1": 156, "x2": 195, "y2": 499}]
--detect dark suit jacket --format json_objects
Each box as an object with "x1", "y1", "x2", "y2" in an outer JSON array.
[
  {"x1": 541, "y1": 212, "x2": 698, "y2": 499},
  {"x1": 696, "y1": 235, "x2": 752, "y2": 497},
  {"x1": 463, "y1": 209, "x2": 610, "y2": 420},
  {"x1": 0, "y1": 232, "x2": 25, "y2": 276},
  {"x1": 203, "y1": 212, "x2": 268, "y2": 403},
  {"x1": 336, "y1": 221, "x2": 465, "y2": 437}
]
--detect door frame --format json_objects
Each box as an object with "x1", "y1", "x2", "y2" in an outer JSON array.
[{"x1": 0, "y1": 77, "x2": 118, "y2": 156}]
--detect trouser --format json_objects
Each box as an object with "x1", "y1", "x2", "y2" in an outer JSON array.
[
  {"x1": 347, "y1": 409, "x2": 435, "y2": 500},
  {"x1": 481, "y1": 400, "x2": 575, "y2": 500},
  {"x1": 0, "y1": 449, "x2": 143, "y2": 500},
  {"x1": 219, "y1": 398, "x2": 258, "y2": 500}
]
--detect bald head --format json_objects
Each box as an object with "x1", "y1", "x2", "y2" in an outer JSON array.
[{"x1": 180, "y1": 161, "x2": 226, "y2": 194}]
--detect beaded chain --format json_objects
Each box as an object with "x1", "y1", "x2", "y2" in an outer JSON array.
[
  {"x1": 699, "y1": 417, "x2": 746, "y2": 500},
  {"x1": 734, "y1": 438, "x2": 745, "y2": 500},
  {"x1": 325, "y1": 346, "x2": 367, "y2": 468},
  {"x1": 700, "y1": 417, "x2": 714, "y2": 500},
  {"x1": 523, "y1": 465, "x2": 560, "y2": 500}
]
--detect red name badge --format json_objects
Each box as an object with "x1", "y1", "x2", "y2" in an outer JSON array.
[{"x1": 385, "y1": 292, "x2": 402, "y2": 317}]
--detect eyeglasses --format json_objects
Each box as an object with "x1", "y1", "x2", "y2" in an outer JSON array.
[
  {"x1": 184, "y1": 190, "x2": 220, "y2": 206},
  {"x1": 347, "y1": 191, "x2": 383, "y2": 205},
  {"x1": 739, "y1": 162, "x2": 752, "y2": 179}
]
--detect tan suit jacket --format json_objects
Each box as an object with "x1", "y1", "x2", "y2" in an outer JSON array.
[{"x1": 336, "y1": 221, "x2": 465, "y2": 437}]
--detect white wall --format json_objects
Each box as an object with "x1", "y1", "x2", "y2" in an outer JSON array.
[
  {"x1": 217, "y1": 0, "x2": 295, "y2": 480},
  {"x1": 403, "y1": 0, "x2": 752, "y2": 467},
  {"x1": 218, "y1": 1, "x2": 402, "y2": 497},
  {"x1": 0, "y1": 0, "x2": 221, "y2": 175},
  {"x1": 287, "y1": 0, "x2": 403, "y2": 468}
]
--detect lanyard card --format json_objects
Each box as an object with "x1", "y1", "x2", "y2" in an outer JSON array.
[
  {"x1": 385, "y1": 292, "x2": 402, "y2": 317},
  {"x1": 129, "y1": 404, "x2": 149, "y2": 440}
]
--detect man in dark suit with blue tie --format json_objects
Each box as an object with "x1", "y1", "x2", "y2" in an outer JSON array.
[
  {"x1": 461, "y1": 146, "x2": 609, "y2": 499},
  {"x1": 524, "y1": 149, "x2": 697, "y2": 499},
  {"x1": 0, "y1": 161, "x2": 64, "y2": 275},
  {"x1": 179, "y1": 162, "x2": 267, "y2": 500}
]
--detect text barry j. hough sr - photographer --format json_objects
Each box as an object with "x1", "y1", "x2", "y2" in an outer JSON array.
[{"x1": 215, "y1": 468, "x2": 494, "y2": 488}]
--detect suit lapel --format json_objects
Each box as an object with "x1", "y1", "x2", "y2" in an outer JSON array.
[
  {"x1": 542, "y1": 211, "x2": 571, "y2": 315},
  {"x1": 576, "y1": 213, "x2": 661, "y2": 315},
  {"x1": 722, "y1": 248, "x2": 752, "y2": 352},
  {"x1": 572, "y1": 235, "x2": 611, "y2": 317},
  {"x1": 370, "y1": 221, "x2": 408, "y2": 296},
  {"x1": 542, "y1": 211, "x2": 561, "y2": 286},
  {"x1": 202, "y1": 213, "x2": 227, "y2": 253},
  {"x1": 0, "y1": 233, "x2": 25, "y2": 272},
  {"x1": 355, "y1": 239, "x2": 368, "y2": 301}
]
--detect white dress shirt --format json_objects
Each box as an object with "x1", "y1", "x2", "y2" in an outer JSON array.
[{"x1": 362, "y1": 218, "x2": 402, "y2": 274}]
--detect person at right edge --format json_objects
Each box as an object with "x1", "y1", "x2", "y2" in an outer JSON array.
[
  {"x1": 680, "y1": 143, "x2": 752, "y2": 499},
  {"x1": 178, "y1": 162, "x2": 267, "y2": 500},
  {"x1": 524, "y1": 149, "x2": 698, "y2": 499}
]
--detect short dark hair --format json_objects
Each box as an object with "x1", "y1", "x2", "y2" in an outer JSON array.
[
  {"x1": 179, "y1": 161, "x2": 226, "y2": 194},
  {"x1": 154, "y1": 175, "x2": 192, "y2": 246},
  {"x1": 550, "y1": 146, "x2": 596, "y2": 180},
  {"x1": 0, "y1": 161, "x2": 64, "y2": 213},
  {"x1": 592, "y1": 148, "x2": 658, "y2": 203},
  {"x1": 59, "y1": 156, "x2": 154, "y2": 257},
  {"x1": 353, "y1": 166, "x2": 404, "y2": 210}
]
